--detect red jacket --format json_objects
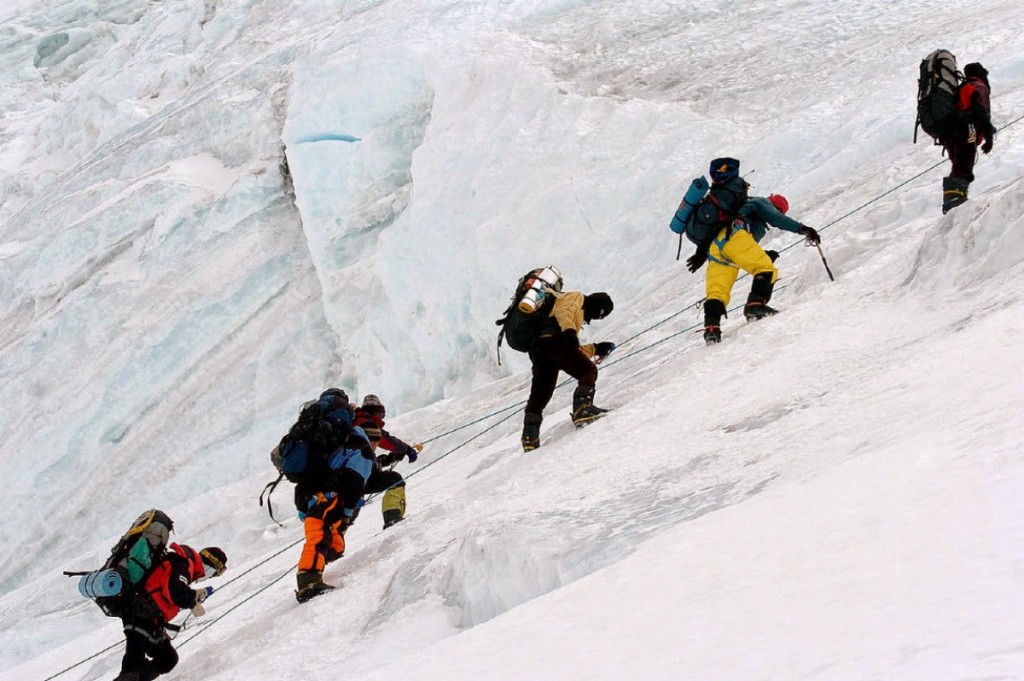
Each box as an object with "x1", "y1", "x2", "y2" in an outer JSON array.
[
  {"x1": 957, "y1": 76, "x2": 994, "y2": 143},
  {"x1": 141, "y1": 543, "x2": 204, "y2": 622},
  {"x1": 353, "y1": 408, "x2": 417, "y2": 466}
]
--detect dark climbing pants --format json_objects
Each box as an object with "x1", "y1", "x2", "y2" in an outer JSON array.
[
  {"x1": 525, "y1": 335, "x2": 598, "y2": 418},
  {"x1": 121, "y1": 625, "x2": 178, "y2": 679},
  {"x1": 944, "y1": 140, "x2": 978, "y2": 182}
]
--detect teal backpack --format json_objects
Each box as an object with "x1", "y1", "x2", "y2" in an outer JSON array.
[{"x1": 66, "y1": 509, "x2": 174, "y2": 620}]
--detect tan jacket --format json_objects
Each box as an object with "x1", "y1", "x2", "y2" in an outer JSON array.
[{"x1": 543, "y1": 291, "x2": 596, "y2": 358}]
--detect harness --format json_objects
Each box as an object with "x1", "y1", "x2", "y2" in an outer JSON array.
[{"x1": 707, "y1": 219, "x2": 751, "y2": 267}]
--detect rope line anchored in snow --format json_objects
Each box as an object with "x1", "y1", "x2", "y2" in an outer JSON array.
[{"x1": 44, "y1": 111, "x2": 1023, "y2": 681}]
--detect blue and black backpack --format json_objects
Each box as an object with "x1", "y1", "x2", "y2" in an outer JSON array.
[
  {"x1": 260, "y1": 390, "x2": 355, "y2": 521},
  {"x1": 671, "y1": 157, "x2": 749, "y2": 249}
]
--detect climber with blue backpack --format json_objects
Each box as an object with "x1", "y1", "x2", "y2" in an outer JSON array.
[
  {"x1": 671, "y1": 158, "x2": 819, "y2": 344},
  {"x1": 266, "y1": 388, "x2": 377, "y2": 603}
]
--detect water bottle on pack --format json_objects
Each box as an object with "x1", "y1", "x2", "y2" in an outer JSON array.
[{"x1": 517, "y1": 266, "x2": 563, "y2": 314}]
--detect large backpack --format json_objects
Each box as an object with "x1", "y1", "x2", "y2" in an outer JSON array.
[
  {"x1": 916, "y1": 49, "x2": 962, "y2": 143},
  {"x1": 494, "y1": 266, "x2": 563, "y2": 363},
  {"x1": 68, "y1": 509, "x2": 174, "y2": 620},
  {"x1": 685, "y1": 175, "x2": 749, "y2": 246},
  {"x1": 260, "y1": 391, "x2": 354, "y2": 522}
]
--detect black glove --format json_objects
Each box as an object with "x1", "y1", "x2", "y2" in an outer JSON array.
[
  {"x1": 686, "y1": 245, "x2": 708, "y2": 273},
  {"x1": 982, "y1": 136, "x2": 993, "y2": 154},
  {"x1": 799, "y1": 226, "x2": 821, "y2": 246},
  {"x1": 594, "y1": 342, "x2": 615, "y2": 358},
  {"x1": 403, "y1": 443, "x2": 421, "y2": 464},
  {"x1": 765, "y1": 250, "x2": 779, "y2": 263}
]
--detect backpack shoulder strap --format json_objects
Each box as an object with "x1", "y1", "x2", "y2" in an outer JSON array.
[{"x1": 258, "y1": 473, "x2": 286, "y2": 526}]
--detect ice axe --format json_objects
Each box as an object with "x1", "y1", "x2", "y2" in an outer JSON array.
[{"x1": 814, "y1": 242, "x2": 835, "y2": 281}]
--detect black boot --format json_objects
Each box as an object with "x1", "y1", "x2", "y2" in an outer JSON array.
[
  {"x1": 138, "y1": 667, "x2": 160, "y2": 681},
  {"x1": 296, "y1": 570, "x2": 335, "y2": 603},
  {"x1": 942, "y1": 176, "x2": 969, "y2": 214},
  {"x1": 571, "y1": 386, "x2": 608, "y2": 427},
  {"x1": 744, "y1": 272, "x2": 778, "y2": 321},
  {"x1": 521, "y1": 412, "x2": 542, "y2": 452},
  {"x1": 382, "y1": 510, "x2": 404, "y2": 529},
  {"x1": 702, "y1": 298, "x2": 726, "y2": 344}
]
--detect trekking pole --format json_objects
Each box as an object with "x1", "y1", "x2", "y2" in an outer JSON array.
[{"x1": 814, "y1": 243, "x2": 835, "y2": 281}]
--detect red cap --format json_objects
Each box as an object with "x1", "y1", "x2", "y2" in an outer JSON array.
[{"x1": 768, "y1": 194, "x2": 789, "y2": 214}]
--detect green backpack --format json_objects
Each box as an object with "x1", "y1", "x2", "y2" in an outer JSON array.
[{"x1": 68, "y1": 509, "x2": 174, "y2": 619}]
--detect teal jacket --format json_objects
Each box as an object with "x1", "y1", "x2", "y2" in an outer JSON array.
[{"x1": 735, "y1": 197, "x2": 805, "y2": 243}]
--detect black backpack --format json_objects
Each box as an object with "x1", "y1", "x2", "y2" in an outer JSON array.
[
  {"x1": 273, "y1": 401, "x2": 346, "y2": 483},
  {"x1": 67, "y1": 509, "x2": 174, "y2": 621},
  {"x1": 916, "y1": 49, "x2": 962, "y2": 143},
  {"x1": 685, "y1": 175, "x2": 749, "y2": 246},
  {"x1": 260, "y1": 392, "x2": 354, "y2": 522},
  {"x1": 495, "y1": 267, "x2": 564, "y2": 363}
]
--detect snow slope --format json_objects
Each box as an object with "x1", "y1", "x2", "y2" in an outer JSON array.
[{"x1": 1, "y1": 0, "x2": 1023, "y2": 679}]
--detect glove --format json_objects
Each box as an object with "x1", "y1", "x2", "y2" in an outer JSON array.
[
  {"x1": 195, "y1": 586, "x2": 214, "y2": 604},
  {"x1": 765, "y1": 250, "x2": 779, "y2": 263},
  {"x1": 686, "y1": 246, "x2": 708, "y2": 273},
  {"x1": 562, "y1": 329, "x2": 580, "y2": 347},
  {"x1": 191, "y1": 604, "x2": 206, "y2": 618},
  {"x1": 799, "y1": 226, "x2": 821, "y2": 246},
  {"x1": 404, "y1": 444, "x2": 420, "y2": 464},
  {"x1": 981, "y1": 136, "x2": 993, "y2": 154},
  {"x1": 593, "y1": 341, "x2": 615, "y2": 359}
]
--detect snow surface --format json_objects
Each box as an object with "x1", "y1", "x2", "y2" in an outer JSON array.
[{"x1": 1, "y1": 0, "x2": 1023, "y2": 679}]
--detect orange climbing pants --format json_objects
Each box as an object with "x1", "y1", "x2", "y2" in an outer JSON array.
[{"x1": 297, "y1": 493, "x2": 346, "y2": 572}]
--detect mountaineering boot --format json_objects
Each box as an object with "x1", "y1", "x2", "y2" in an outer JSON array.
[
  {"x1": 521, "y1": 413, "x2": 542, "y2": 452},
  {"x1": 381, "y1": 481, "x2": 407, "y2": 529},
  {"x1": 703, "y1": 298, "x2": 726, "y2": 345},
  {"x1": 571, "y1": 386, "x2": 608, "y2": 428},
  {"x1": 942, "y1": 176, "x2": 969, "y2": 214},
  {"x1": 296, "y1": 569, "x2": 335, "y2": 604},
  {"x1": 744, "y1": 272, "x2": 778, "y2": 321}
]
